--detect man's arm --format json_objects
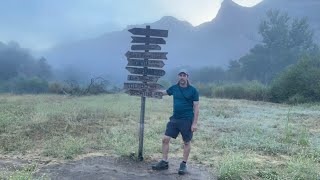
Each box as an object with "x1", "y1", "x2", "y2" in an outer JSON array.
[
  {"x1": 191, "y1": 101, "x2": 199, "y2": 132},
  {"x1": 156, "y1": 89, "x2": 168, "y2": 96}
]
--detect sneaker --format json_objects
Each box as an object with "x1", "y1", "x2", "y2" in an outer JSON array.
[
  {"x1": 178, "y1": 162, "x2": 187, "y2": 175},
  {"x1": 152, "y1": 160, "x2": 169, "y2": 170}
]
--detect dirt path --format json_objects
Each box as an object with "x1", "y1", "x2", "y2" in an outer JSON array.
[
  {"x1": 1, "y1": 156, "x2": 216, "y2": 180},
  {"x1": 37, "y1": 156, "x2": 216, "y2": 180}
]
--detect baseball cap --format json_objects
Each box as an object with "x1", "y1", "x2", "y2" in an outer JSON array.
[{"x1": 178, "y1": 69, "x2": 188, "y2": 75}]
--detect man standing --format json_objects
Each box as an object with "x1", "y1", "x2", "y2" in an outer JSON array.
[{"x1": 152, "y1": 69, "x2": 199, "y2": 175}]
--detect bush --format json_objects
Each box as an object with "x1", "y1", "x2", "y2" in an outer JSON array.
[
  {"x1": 212, "y1": 81, "x2": 270, "y2": 101},
  {"x1": 193, "y1": 81, "x2": 270, "y2": 101},
  {"x1": 270, "y1": 56, "x2": 320, "y2": 103},
  {"x1": 48, "y1": 81, "x2": 82, "y2": 95},
  {"x1": 213, "y1": 84, "x2": 245, "y2": 99},
  {"x1": 194, "y1": 83, "x2": 214, "y2": 97},
  {"x1": 245, "y1": 81, "x2": 270, "y2": 100},
  {"x1": 86, "y1": 83, "x2": 107, "y2": 95},
  {"x1": 48, "y1": 81, "x2": 65, "y2": 94},
  {"x1": 0, "y1": 80, "x2": 10, "y2": 93},
  {"x1": 11, "y1": 76, "x2": 48, "y2": 94},
  {"x1": 49, "y1": 78, "x2": 114, "y2": 95}
]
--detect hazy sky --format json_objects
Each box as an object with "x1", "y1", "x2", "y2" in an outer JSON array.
[{"x1": 0, "y1": 0, "x2": 263, "y2": 51}]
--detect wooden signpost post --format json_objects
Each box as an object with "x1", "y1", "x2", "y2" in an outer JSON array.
[{"x1": 124, "y1": 26, "x2": 168, "y2": 161}]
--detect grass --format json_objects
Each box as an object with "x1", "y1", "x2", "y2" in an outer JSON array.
[
  {"x1": 217, "y1": 152, "x2": 254, "y2": 180},
  {"x1": 43, "y1": 136, "x2": 87, "y2": 159},
  {"x1": 0, "y1": 93, "x2": 320, "y2": 179},
  {"x1": 0, "y1": 163, "x2": 47, "y2": 180}
]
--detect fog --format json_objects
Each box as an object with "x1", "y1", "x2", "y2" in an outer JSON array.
[{"x1": 0, "y1": 0, "x2": 319, "y2": 91}]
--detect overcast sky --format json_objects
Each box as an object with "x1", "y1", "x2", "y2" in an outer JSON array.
[{"x1": 0, "y1": 0, "x2": 263, "y2": 51}]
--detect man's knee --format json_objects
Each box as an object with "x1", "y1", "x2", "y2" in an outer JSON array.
[
  {"x1": 162, "y1": 136, "x2": 171, "y2": 144},
  {"x1": 183, "y1": 141, "x2": 191, "y2": 146}
]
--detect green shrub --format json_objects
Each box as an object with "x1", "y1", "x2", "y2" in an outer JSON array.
[
  {"x1": 270, "y1": 56, "x2": 320, "y2": 103},
  {"x1": 11, "y1": 76, "x2": 48, "y2": 94},
  {"x1": 194, "y1": 83, "x2": 214, "y2": 97},
  {"x1": 49, "y1": 79, "x2": 113, "y2": 95},
  {"x1": 48, "y1": 81, "x2": 82, "y2": 95},
  {"x1": 0, "y1": 81, "x2": 10, "y2": 93},
  {"x1": 212, "y1": 81, "x2": 270, "y2": 101},
  {"x1": 48, "y1": 81, "x2": 65, "y2": 94}
]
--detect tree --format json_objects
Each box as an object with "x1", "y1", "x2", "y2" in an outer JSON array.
[
  {"x1": 227, "y1": 59, "x2": 241, "y2": 81},
  {"x1": 0, "y1": 41, "x2": 53, "y2": 93},
  {"x1": 229, "y1": 10, "x2": 318, "y2": 84},
  {"x1": 189, "y1": 66, "x2": 226, "y2": 83},
  {"x1": 35, "y1": 57, "x2": 52, "y2": 80},
  {"x1": 0, "y1": 42, "x2": 53, "y2": 81},
  {"x1": 270, "y1": 54, "x2": 320, "y2": 103}
]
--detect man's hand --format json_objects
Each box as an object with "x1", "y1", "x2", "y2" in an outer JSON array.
[
  {"x1": 155, "y1": 89, "x2": 167, "y2": 95},
  {"x1": 192, "y1": 101, "x2": 199, "y2": 132},
  {"x1": 191, "y1": 123, "x2": 197, "y2": 132}
]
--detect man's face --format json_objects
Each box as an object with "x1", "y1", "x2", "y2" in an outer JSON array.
[{"x1": 178, "y1": 73, "x2": 188, "y2": 85}]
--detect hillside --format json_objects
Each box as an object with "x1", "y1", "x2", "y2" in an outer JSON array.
[{"x1": 44, "y1": 0, "x2": 320, "y2": 82}]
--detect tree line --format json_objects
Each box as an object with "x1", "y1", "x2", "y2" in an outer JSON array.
[
  {"x1": 168, "y1": 10, "x2": 320, "y2": 103},
  {"x1": 0, "y1": 42, "x2": 117, "y2": 95},
  {"x1": 1, "y1": 10, "x2": 319, "y2": 103}
]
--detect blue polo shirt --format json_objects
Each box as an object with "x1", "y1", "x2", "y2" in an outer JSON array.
[{"x1": 166, "y1": 84, "x2": 199, "y2": 120}]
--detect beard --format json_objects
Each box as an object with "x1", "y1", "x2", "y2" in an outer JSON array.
[{"x1": 179, "y1": 79, "x2": 187, "y2": 85}]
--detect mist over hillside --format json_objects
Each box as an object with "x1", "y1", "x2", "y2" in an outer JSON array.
[{"x1": 44, "y1": 0, "x2": 320, "y2": 83}]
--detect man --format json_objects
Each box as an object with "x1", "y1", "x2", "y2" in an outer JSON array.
[{"x1": 152, "y1": 69, "x2": 199, "y2": 175}]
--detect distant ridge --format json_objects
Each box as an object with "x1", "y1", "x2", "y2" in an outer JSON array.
[{"x1": 44, "y1": 0, "x2": 320, "y2": 82}]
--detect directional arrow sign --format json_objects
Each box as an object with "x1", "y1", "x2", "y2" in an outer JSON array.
[
  {"x1": 129, "y1": 27, "x2": 168, "y2": 37},
  {"x1": 131, "y1": 36, "x2": 166, "y2": 44},
  {"x1": 131, "y1": 44, "x2": 161, "y2": 51},
  {"x1": 127, "y1": 59, "x2": 165, "y2": 68},
  {"x1": 126, "y1": 67, "x2": 165, "y2": 76},
  {"x1": 125, "y1": 51, "x2": 167, "y2": 60},
  {"x1": 126, "y1": 89, "x2": 163, "y2": 99},
  {"x1": 124, "y1": 83, "x2": 163, "y2": 90},
  {"x1": 127, "y1": 75, "x2": 159, "y2": 82}
]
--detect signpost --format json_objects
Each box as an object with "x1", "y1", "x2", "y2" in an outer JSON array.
[
  {"x1": 126, "y1": 67, "x2": 165, "y2": 76},
  {"x1": 125, "y1": 89, "x2": 163, "y2": 99},
  {"x1": 131, "y1": 36, "x2": 166, "y2": 44},
  {"x1": 124, "y1": 26, "x2": 168, "y2": 161},
  {"x1": 131, "y1": 45, "x2": 161, "y2": 51},
  {"x1": 127, "y1": 75, "x2": 159, "y2": 82},
  {"x1": 129, "y1": 27, "x2": 168, "y2": 37},
  {"x1": 125, "y1": 51, "x2": 167, "y2": 59},
  {"x1": 124, "y1": 82, "x2": 163, "y2": 90},
  {"x1": 127, "y1": 59, "x2": 165, "y2": 68}
]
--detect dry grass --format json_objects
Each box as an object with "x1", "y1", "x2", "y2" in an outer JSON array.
[{"x1": 0, "y1": 94, "x2": 319, "y2": 179}]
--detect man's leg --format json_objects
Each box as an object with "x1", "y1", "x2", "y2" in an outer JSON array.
[
  {"x1": 152, "y1": 135, "x2": 171, "y2": 170},
  {"x1": 162, "y1": 135, "x2": 171, "y2": 161},
  {"x1": 163, "y1": 120, "x2": 178, "y2": 160},
  {"x1": 179, "y1": 120, "x2": 193, "y2": 175},
  {"x1": 152, "y1": 120, "x2": 178, "y2": 170},
  {"x1": 180, "y1": 120, "x2": 193, "y2": 163},
  {"x1": 177, "y1": 141, "x2": 191, "y2": 175},
  {"x1": 182, "y1": 141, "x2": 191, "y2": 162}
]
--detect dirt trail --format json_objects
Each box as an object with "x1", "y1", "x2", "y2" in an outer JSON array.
[
  {"x1": 1, "y1": 156, "x2": 216, "y2": 180},
  {"x1": 37, "y1": 156, "x2": 216, "y2": 180}
]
